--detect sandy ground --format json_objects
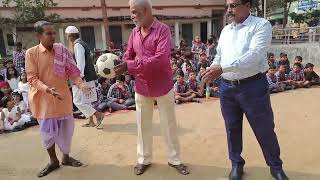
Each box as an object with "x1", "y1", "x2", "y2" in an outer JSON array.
[{"x1": 1, "y1": 86, "x2": 320, "y2": 180}]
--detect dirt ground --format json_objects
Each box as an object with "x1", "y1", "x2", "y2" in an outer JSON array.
[{"x1": 1, "y1": 86, "x2": 320, "y2": 180}]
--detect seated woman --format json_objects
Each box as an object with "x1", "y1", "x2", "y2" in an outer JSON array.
[{"x1": 107, "y1": 75, "x2": 135, "y2": 112}]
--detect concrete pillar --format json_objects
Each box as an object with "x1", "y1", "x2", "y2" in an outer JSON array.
[
  {"x1": 58, "y1": 27, "x2": 65, "y2": 45},
  {"x1": 174, "y1": 21, "x2": 180, "y2": 47},
  {"x1": 12, "y1": 27, "x2": 17, "y2": 43},
  {"x1": 101, "y1": 23, "x2": 107, "y2": 50},
  {"x1": 207, "y1": 20, "x2": 212, "y2": 38},
  {"x1": 212, "y1": 21, "x2": 216, "y2": 36}
]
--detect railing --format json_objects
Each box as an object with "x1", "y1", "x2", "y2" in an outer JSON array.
[{"x1": 271, "y1": 26, "x2": 320, "y2": 45}]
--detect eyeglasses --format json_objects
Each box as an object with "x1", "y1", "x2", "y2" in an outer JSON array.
[{"x1": 225, "y1": 2, "x2": 243, "y2": 10}]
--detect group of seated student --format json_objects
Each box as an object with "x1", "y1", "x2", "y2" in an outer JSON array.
[
  {"x1": 0, "y1": 60, "x2": 38, "y2": 134},
  {"x1": 74, "y1": 37, "x2": 219, "y2": 115},
  {"x1": 74, "y1": 73, "x2": 136, "y2": 119},
  {"x1": 171, "y1": 39, "x2": 220, "y2": 104},
  {"x1": 266, "y1": 52, "x2": 320, "y2": 93}
]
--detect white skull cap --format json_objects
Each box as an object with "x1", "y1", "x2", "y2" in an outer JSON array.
[{"x1": 65, "y1": 26, "x2": 79, "y2": 33}]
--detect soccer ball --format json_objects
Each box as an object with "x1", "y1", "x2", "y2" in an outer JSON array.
[{"x1": 96, "y1": 53, "x2": 119, "y2": 79}]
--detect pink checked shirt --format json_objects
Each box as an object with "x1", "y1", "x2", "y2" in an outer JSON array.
[{"x1": 124, "y1": 20, "x2": 173, "y2": 97}]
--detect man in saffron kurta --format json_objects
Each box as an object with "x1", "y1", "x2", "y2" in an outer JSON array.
[{"x1": 26, "y1": 21, "x2": 91, "y2": 178}]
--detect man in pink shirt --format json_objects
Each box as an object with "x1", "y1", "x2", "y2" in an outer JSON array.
[{"x1": 115, "y1": 0, "x2": 189, "y2": 176}]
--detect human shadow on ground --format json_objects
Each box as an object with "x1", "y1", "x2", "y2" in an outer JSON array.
[{"x1": 100, "y1": 123, "x2": 193, "y2": 136}]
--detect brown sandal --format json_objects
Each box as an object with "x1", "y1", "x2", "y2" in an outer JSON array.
[
  {"x1": 168, "y1": 163, "x2": 190, "y2": 175},
  {"x1": 133, "y1": 164, "x2": 151, "y2": 175},
  {"x1": 37, "y1": 163, "x2": 60, "y2": 178},
  {"x1": 81, "y1": 123, "x2": 96, "y2": 127},
  {"x1": 61, "y1": 157, "x2": 83, "y2": 167}
]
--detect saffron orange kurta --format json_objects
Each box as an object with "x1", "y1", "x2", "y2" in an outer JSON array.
[{"x1": 25, "y1": 43, "x2": 85, "y2": 119}]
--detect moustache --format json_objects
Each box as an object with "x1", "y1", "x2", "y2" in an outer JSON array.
[{"x1": 227, "y1": 13, "x2": 235, "y2": 17}]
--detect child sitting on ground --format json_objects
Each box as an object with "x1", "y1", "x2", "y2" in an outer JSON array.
[
  {"x1": 266, "y1": 65, "x2": 285, "y2": 93},
  {"x1": 267, "y1": 52, "x2": 278, "y2": 67},
  {"x1": 125, "y1": 74, "x2": 135, "y2": 98},
  {"x1": 292, "y1": 56, "x2": 304, "y2": 69},
  {"x1": 275, "y1": 65, "x2": 295, "y2": 90},
  {"x1": 107, "y1": 75, "x2": 136, "y2": 112},
  {"x1": 196, "y1": 65, "x2": 207, "y2": 82},
  {"x1": 187, "y1": 71, "x2": 203, "y2": 98},
  {"x1": 93, "y1": 77, "x2": 111, "y2": 113},
  {"x1": 289, "y1": 63, "x2": 310, "y2": 88},
  {"x1": 197, "y1": 52, "x2": 210, "y2": 73},
  {"x1": 0, "y1": 81, "x2": 12, "y2": 102},
  {"x1": 0, "y1": 60, "x2": 14, "y2": 80},
  {"x1": 209, "y1": 77, "x2": 221, "y2": 97},
  {"x1": 184, "y1": 62, "x2": 193, "y2": 80},
  {"x1": 0, "y1": 96, "x2": 27, "y2": 132},
  {"x1": 174, "y1": 72, "x2": 199, "y2": 104},
  {"x1": 304, "y1": 63, "x2": 320, "y2": 86},
  {"x1": 181, "y1": 52, "x2": 196, "y2": 76},
  {"x1": 277, "y1": 53, "x2": 290, "y2": 74},
  {"x1": 171, "y1": 62, "x2": 179, "y2": 76},
  {"x1": 6, "y1": 66, "x2": 20, "y2": 90},
  {"x1": 18, "y1": 71, "x2": 29, "y2": 108}
]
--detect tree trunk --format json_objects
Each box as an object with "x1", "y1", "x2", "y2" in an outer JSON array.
[
  {"x1": 100, "y1": 0, "x2": 111, "y2": 50},
  {"x1": 282, "y1": 0, "x2": 292, "y2": 28}
]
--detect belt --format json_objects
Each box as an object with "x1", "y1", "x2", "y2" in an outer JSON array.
[{"x1": 222, "y1": 73, "x2": 263, "y2": 85}]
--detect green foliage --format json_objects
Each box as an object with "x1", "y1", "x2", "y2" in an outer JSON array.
[
  {"x1": 2, "y1": 0, "x2": 60, "y2": 26},
  {"x1": 289, "y1": 9, "x2": 320, "y2": 23}
]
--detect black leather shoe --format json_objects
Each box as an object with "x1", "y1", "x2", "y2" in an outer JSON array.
[
  {"x1": 229, "y1": 166, "x2": 243, "y2": 180},
  {"x1": 271, "y1": 169, "x2": 289, "y2": 180}
]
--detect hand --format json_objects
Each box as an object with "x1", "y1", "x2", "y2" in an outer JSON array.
[
  {"x1": 46, "y1": 87, "x2": 64, "y2": 100},
  {"x1": 213, "y1": 87, "x2": 219, "y2": 91},
  {"x1": 114, "y1": 61, "x2": 128, "y2": 76},
  {"x1": 118, "y1": 99, "x2": 125, "y2": 104},
  {"x1": 201, "y1": 65, "x2": 223, "y2": 83},
  {"x1": 81, "y1": 86, "x2": 92, "y2": 98}
]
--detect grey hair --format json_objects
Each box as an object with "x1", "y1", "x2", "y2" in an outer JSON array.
[
  {"x1": 128, "y1": 0, "x2": 152, "y2": 9},
  {"x1": 34, "y1": 21, "x2": 53, "y2": 34}
]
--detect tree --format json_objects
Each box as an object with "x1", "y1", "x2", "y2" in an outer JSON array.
[
  {"x1": 251, "y1": 0, "x2": 263, "y2": 17},
  {"x1": 2, "y1": 0, "x2": 60, "y2": 26},
  {"x1": 267, "y1": 0, "x2": 297, "y2": 28},
  {"x1": 290, "y1": 9, "x2": 320, "y2": 24},
  {"x1": 289, "y1": 12, "x2": 305, "y2": 23}
]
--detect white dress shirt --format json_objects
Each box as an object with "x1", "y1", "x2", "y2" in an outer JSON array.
[{"x1": 211, "y1": 15, "x2": 272, "y2": 80}]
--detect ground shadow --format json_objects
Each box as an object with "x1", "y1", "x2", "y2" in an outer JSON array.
[
  {"x1": 6, "y1": 164, "x2": 320, "y2": 180},
  {"x1": 100, "y1": 123, "x2": 193, "y2": 136}
]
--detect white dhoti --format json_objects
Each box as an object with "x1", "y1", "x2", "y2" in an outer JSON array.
[
  {"x1": 72, "y1": 80, "x2": 97, "y2": 118},
  {"x1": 135, "y1": 89, "x2": 181, "y2": 165}
]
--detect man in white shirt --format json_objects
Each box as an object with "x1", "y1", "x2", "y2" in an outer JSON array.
[
  {"x1": 65, "y1": 26, "x2": 104, "y2": 129},
  {"x1": 202, "y1": 1, "x2": 288, "y2": 180}
]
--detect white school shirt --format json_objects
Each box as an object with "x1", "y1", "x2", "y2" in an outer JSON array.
[{"x1": 7, "y1": 77, "x2": 20, "y2": 90}]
